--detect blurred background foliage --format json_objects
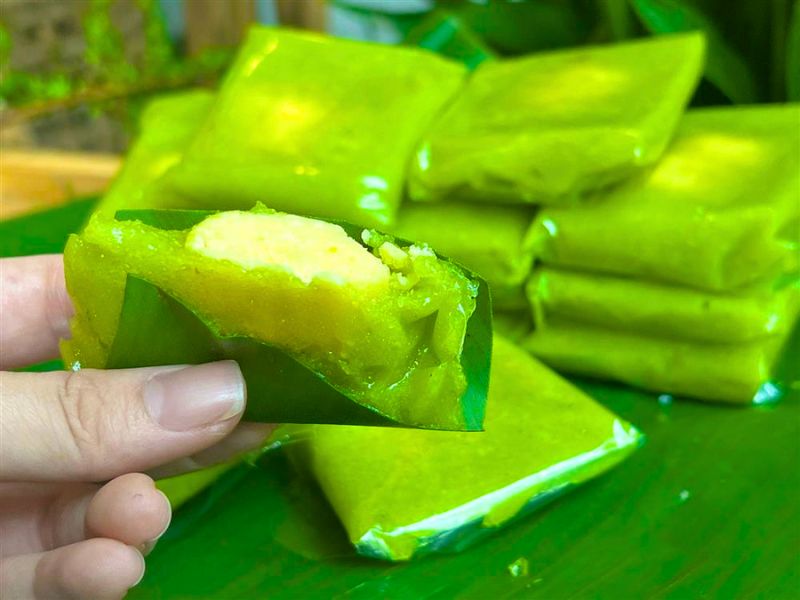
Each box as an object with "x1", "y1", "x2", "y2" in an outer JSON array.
[
  {"x1": 0, "y1": 0, "x2": 797, "y2": 150},
  {"x1": 0, "y1": 0, "x2": 232, "y2": 129},
  {"x1": 336, "y1": 0, "x2": 800, "y2": 104}
]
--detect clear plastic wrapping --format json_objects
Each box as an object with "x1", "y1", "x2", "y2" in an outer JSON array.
[
  {"x1": 523, "y1": 317, "x2": 798, "y2": 404},
  {"x1": 530, "y1": 105, "x2": 800, "y2": 291},
  {"x1": 389, "y1": 202, "x2": 537, "y2": 309},
  {"x1": 528, "y1": 267, "x2": 800, "y2": 344},
  {"x1": 523, "y1": 105, "x2": 800, "y2": 403},
  {"x1": 160, "y1": 26, "x2": 466, "y2": 227},
  {"x1": 408, "y1": 33, "x2": 704, "y2": 205},
  {"x1": 291, "y1": 336, "x2": 643, "y2": 560}
]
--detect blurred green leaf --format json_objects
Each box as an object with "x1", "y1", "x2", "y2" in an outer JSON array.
[
  {"x1": 405, "y1": 11, "x2": 496, "y2": 68},
  {"x1": 0, "y1": 198, "x2": 96, "y2": 257},
  {"x1": 453, "y1": 0, "x2": 590, "y2": 54},
  {"x1": 83, "y1": 0, "x2": 138, "y2": 84},
  {"x1": 0, "y1": 22, "x2": 11, "y2": 65},
  {"x1": 788, "y1": 0, "x2": 800, "y2": 99},
  {"x1": 136, "y1": 0, "x2": 176, "y2": 75},
  {"x1": 631, "y1": 0, "x2": 759, "y2": 103},
  {"x1": 0, "y1": 0, "x2": 228, "y2": 119},
  {"x1": 598, "y1": 0, "x2": 635, "y2": 40}
]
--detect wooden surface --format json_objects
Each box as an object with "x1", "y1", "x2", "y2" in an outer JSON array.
[
  {"x1": 0, "y1": 150, "x2": 119, "y2": 220},
  {"x1": 276, "y1": 0, "x2": 327, "y2": 31}
]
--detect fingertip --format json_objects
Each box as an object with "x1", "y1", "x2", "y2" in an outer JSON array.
[
  {"x1": 35, "y1": 539, "x2": 145, "y2": 600},
  {"x1": 87, "y1": 474, "x2": 172, "y2": 548}
]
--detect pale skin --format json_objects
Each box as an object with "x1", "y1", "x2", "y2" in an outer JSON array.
[{"x1": 0, "y1": 255, "x2": 272, "y2": 599}]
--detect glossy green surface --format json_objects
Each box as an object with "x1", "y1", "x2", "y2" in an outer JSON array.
[
  {"x1": 532, "y1": 104, "x2": 800, "y2": 291},
  {"x1": 294, "y1": 337, "x2": 641, "y2": 560},
  {"x1": 528, "y1": 266, "x2": 800, "y2": 344},
  {"x1": 523, "y1": 318, "x2": 795, "y2": 404},
  {"x1": 409, "y1": 32, "x2": 704, "y2": 205},
  {"x1": 389, "y1": 202, "x2": 537, "y2": 309},
  {"x1": 163, "y1": 26, "x2": 466, "y2": 227},
  {"x1": 3, "y1": 202, "x2": 798, "y2": 598}
]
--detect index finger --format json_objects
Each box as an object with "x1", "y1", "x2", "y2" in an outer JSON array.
[{"x1": 0, "y1": 254, "x2": 73, "y2": 370}]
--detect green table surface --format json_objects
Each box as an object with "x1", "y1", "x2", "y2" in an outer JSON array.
[{"x1": 2, "y1": 200, "x2": 798, "y2": 599}]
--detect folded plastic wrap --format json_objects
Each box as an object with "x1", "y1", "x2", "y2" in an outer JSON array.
[
  {"x1": 528, "y1": 267, "x2": 800, "y2": 344},
  {"x1": 408, "y1": 32, "x2": 704, "y2": 205},
  {"x1": 93, "y1": 90, "x2": 213, "y2": 218},
  {"x1": 531, "y1": 105, "x2": 800, "y2": 291},
  {"x1": 523, "y1": 317, "x2": 799, "y2": 404},
  {"x1": 389, "y1": 202, "x2": 536, "y2": 308},
  {"x1": 291, "y1": 336, "x2": 643, "y2": 560},
  {"x1": 161, "y1": 26, "x2": 466, "y2": 227},
  {"x1": 61, "y1": 207, "x2": 491, "y2": 429}
]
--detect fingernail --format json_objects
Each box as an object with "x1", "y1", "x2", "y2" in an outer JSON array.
[
  {"x1": 144, "y1": 361, "x2": 246, "y2": 431},
  {"x1": 140, "y1": 490, "x2": 172, "y2": 554},
  {"x1": 131, "y1": 548, "x2": 146, "y2": 587}
]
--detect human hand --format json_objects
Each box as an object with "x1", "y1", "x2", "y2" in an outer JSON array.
[{"x1": 1, "y1": 255, "x2": 271, "y2": 599}]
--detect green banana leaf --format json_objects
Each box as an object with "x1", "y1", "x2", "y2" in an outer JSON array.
[
  {"x1": 155, "y1": 457, "x2": 243, "y2": 512},
  {"x1": 86, "y1": 208, "x2": 493, "y2": 429},
  {"x1": 2, "y1": 199, "x2": 799, "y2": 598},
  {"x1": 436, "y1": 0, "x2": 591, "y2": 54},
  {"x1": 404, "y1": 11, "x2": 496, "y2": 69},
  {"x1": 789, "y1": 0, "x2": 800, "y2": 100},
  {"x1": 0, "y1": 197, "x2": 96, "y2": 256},
  {"x1": 631, "y1": 0, "x2": 759, "y2": 102}
]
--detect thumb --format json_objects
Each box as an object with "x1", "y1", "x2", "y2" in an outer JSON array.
[{"x1": 0, "y1": 361, "x2": 246, "y2": 482}]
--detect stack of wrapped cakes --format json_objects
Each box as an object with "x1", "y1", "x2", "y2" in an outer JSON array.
[
  {"x1": 86, "y1": 25, "x2": 799, "y2": 560},
  {"x1": 402, "y1": 31, "x2": 798, "y2": 405},
  {"x1": 525, "y1": 106, "x2": 800, "y2": 403}
]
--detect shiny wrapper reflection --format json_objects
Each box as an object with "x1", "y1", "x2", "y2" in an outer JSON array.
[
  {"x1": 288, "y1": 336, "x2": 643, "y2": 560},
  {"x1": 525, "y1": 105, "x2": 800, "y2": 403},
  {"x1": 160, "y1": 26, "x2": 466, "y2": 227},
  {"x1": 409, "y1": 33, "x2": 704, "y2": 205}
]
